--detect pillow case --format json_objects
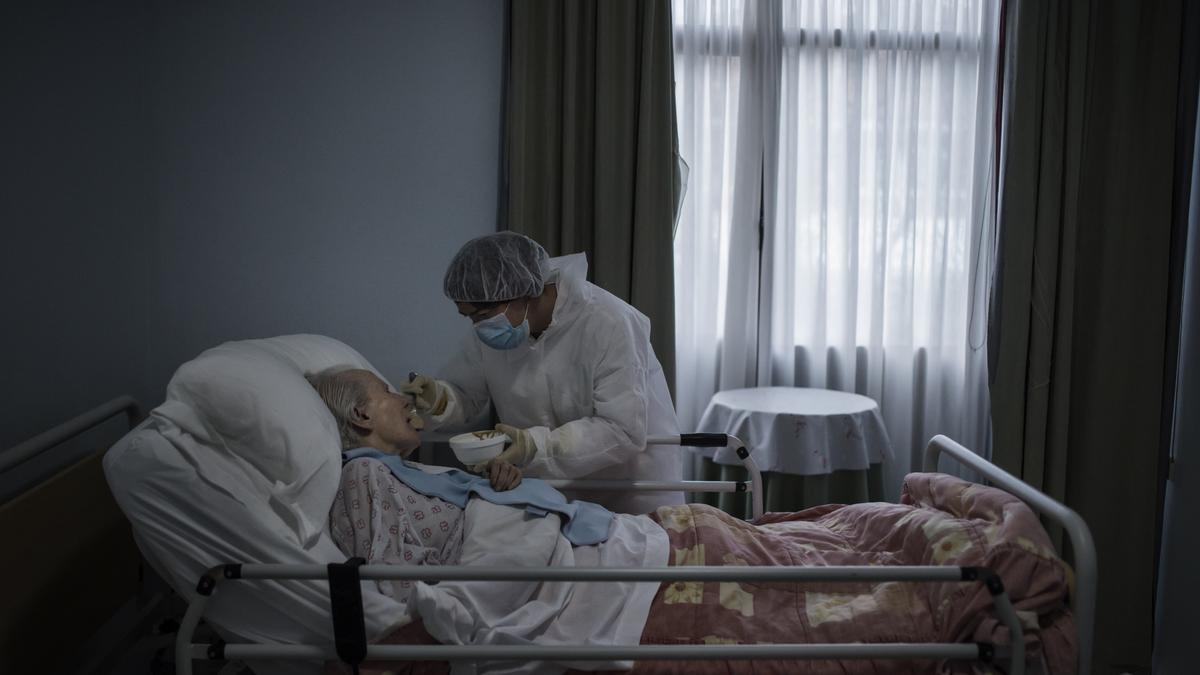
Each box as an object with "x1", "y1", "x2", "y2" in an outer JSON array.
[{"x1": 151, "y1": 334, "x2": 391, "y2": 546}]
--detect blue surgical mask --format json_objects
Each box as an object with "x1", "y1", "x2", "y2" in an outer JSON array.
[{"x1": 474, "y1": 303, "x2": 530, "y2": 350}]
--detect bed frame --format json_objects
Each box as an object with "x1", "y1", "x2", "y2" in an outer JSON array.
[
  {"x1": 2, "y1": 399, "x2": 1093, "y2": 674},
  {"x1": 0, "y1": 396, "x2": 158, "y2": 675},
  {"x1": 173, "y1": 433, "x2": 1096, "y2": 675}
]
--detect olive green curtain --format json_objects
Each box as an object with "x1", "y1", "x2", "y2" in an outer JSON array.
[
  {"x1": 989, "y1": 1, "x2": 1187, "y2": 671},
  {"x1": 505, "y1": 0, "x2": 682, "y2": 395}
]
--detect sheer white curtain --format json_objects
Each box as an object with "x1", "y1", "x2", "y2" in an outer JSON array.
[
  {"x1": 674, "y1": 0, "x2": 999, "y2": 498},
  {"x1": 673, "y1": 0, "x2": 760, "y2": 436}
]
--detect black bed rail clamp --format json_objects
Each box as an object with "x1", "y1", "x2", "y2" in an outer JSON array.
[
  {"x1": 206, "y1": 639, "x2": 226, "y2": 661},
  {"x1": 960, "y1": 567, "x2": 1022, "y2": 675},
  {"x1": 960, "y1": 567, "x2": 1007, "y2": 595},
  {"x1": 678, "y1": 433, "x2": 730, "y2": 447},
  {"x1": 975, "y1": 642, "x2": 995, "y2": 663},
  {"x1": 328, "y1": 557, "x2": 369, "y2": 673},
  {"x1": 195, "y1": 572, "x2": 217, "y2": 597}
]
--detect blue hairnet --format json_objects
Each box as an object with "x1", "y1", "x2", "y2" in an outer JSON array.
[{"x1": 443, "y1": 232, "x2": 550, "y2": 304}]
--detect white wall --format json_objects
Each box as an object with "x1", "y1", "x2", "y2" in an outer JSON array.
[
  {"x1": 147, "y1": 0, "x2": 506, "y2": 393},
  {"x1": 2, "y1": 0, "x2": 504, "y2": 485}
]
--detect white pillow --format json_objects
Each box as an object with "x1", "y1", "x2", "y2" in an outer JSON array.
[
  {"x1": 251, "y1": 334, "x2": 394, "y2": 387},
  {"x1": 150, "y1": 334, "x2": 391, "y2": 546}
]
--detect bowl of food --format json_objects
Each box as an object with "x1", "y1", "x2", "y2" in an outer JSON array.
[{"x1": 448, "y1": 429, "x2": 510, "y2": 466}]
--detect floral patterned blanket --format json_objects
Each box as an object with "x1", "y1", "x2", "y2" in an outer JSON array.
[
  {"x1": 604, "y1": 471, "x2": 1076, "y2": 674},
  {"x1": 331, "y1": 472, "x2": 1076, "y2": 675}
]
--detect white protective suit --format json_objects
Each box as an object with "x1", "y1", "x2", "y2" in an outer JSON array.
[{"x1": 432, "y1": 253, "x2": 683, "y2": 515}]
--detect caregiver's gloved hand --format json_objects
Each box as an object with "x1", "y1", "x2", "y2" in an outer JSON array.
[
  {"x1": 400, "y1": 373, "x2": 447, "y2": 416},
  {"x1": 472, "y1": 424, "x2": 537, "y2": 473}
]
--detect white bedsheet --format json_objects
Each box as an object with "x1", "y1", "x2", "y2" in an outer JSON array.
[
  {"x1": 410, "y1": 499, "x2": 669, "y2": 675},
  {"x1": 105, "y1": 422, "x2": 411, "y2": 675},
  {"x1": 108, "y1": 423, "x2": 667, "y2": 675}
]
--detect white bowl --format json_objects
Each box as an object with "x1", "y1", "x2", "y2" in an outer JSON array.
[{"x1": 448, "y1": 430, "x2": 510, "y2": 466}]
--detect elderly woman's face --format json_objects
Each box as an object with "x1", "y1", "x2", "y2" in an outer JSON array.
[{"x1": 356, "y1": 371, "x2": 423, "y2": 455}]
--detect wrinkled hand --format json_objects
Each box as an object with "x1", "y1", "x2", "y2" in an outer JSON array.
[
  {"x1": 400, "y1": 374, "x2": 446, "y2": 415},
  {"x1": 471, "y1": 424, "x2": 537, "y2": 473},
  {"x1": 486, "y1": 461, "x2": 522, "y2": 491}
]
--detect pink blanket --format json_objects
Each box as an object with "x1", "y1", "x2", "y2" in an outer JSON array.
[
  {"x1": 606, "y1": 472, "x2": 1076, "y2": 674},
  {"x1": 331, "y1": 472, "x2": 1076, "y2": 675}
]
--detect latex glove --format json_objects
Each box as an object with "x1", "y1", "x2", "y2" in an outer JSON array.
[
  {"x1": 486, "y1": 461, "x2": 523, "y2": 491},
  {"x1": 405, "y1": 403, "x2": 426, "y2": 431},
  {"x1": 472, "y1": 424, "x2": 538, "y2": 472},
  {"x1": 400, "y1": 373, "x2": 447, "y2": 416}
]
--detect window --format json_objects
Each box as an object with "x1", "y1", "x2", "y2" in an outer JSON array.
[{"x1": 673, "y1": 0, "x2": 1000, "y2": 495}]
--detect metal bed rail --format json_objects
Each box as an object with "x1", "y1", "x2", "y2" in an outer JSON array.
[
  {"x1": 544, "y1": 433, "x2": 765, "y2": 520},
  {"x1": 0, "y1": 395, "x2": 145, "y2": 474},
  {"x1": 923, "y1": 434, "x2": 1096, "y2": 675},
  {"x1": 178, "y1": 563, "x2": 1026, "y2": 675},
  {"x1": 0, "y1": 395, "x2": 152, "y2": 675},
  {"x1": 163, "y1": 433, "x2": 1088, "y2": 675}
]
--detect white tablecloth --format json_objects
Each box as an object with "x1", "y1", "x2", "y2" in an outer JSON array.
[{"x1": 696, "y1": 387, "x2": 893, "y2": 475}]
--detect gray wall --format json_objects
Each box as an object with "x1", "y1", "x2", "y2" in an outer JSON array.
[
  {"x1": 3, "y1": 0, "x2": 504, "y2": 479},
  {"x1": 1, "y1": 1, "x2": 154, "y2": 455},
  {"x1": 147, "y1": 0, "x2": 505, "y2": 394}
]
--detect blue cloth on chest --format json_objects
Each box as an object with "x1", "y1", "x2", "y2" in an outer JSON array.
[{"x1": 342, "y1": 448, "x2": 615, "y2": 545}]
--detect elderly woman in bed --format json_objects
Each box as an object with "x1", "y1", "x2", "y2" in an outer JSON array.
[
  {"x1": 310, "y1": 367, "x2": 523, "y2": 489},
  {"x1": 306, "y1": 367, "x2": 524, "y2": 599}
]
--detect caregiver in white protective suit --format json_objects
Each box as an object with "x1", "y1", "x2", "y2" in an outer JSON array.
[{"x1": 403, "y1": 232, "x2": 683, "y2": 514}]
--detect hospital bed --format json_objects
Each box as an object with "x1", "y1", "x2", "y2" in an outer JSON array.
[
  {"x1": 170, "y1": 432, "x2": 1093, "y2": 675},
  {"x1": 5, "y1": 335, "x2": 1090, "y2": 675},
  {"x1": 3, "y1": 400, "x2": 1092, "y2": 675}
]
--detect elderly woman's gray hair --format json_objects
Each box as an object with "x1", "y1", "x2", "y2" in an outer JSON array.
[{"x1": 306, "y1": 366, "x2": 369, "y2": 450}]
